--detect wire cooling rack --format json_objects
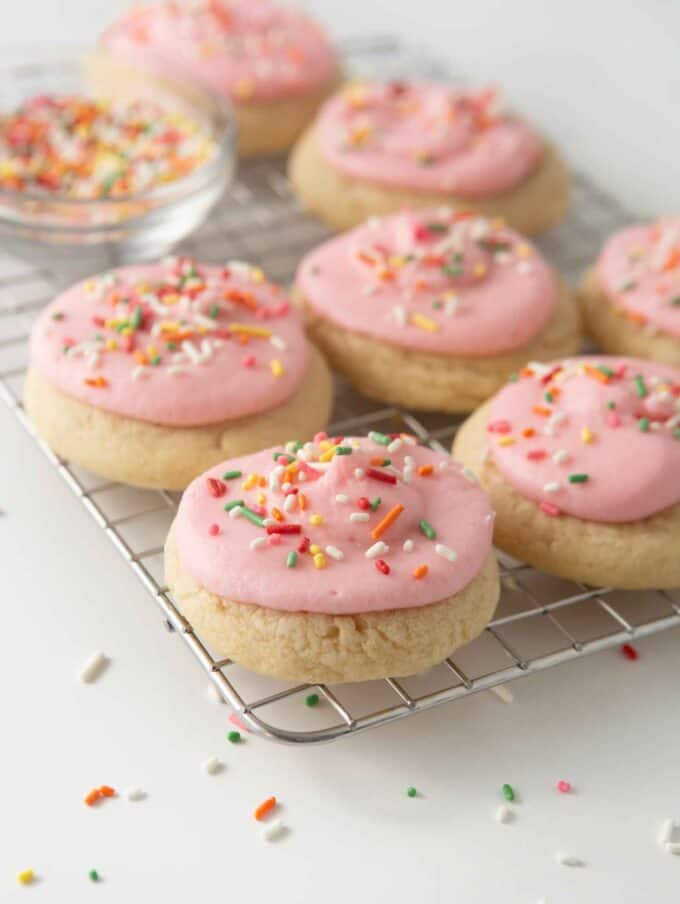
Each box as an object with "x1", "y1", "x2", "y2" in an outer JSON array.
[{"x1": 1, "y1": 36, "x2": 679, "y2": 744}]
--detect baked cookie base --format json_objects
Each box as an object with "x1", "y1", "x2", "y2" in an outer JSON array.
[
  {"x1": 165, "y1": 525, "x2": 499, "y2": 683},
  {"x1": 24, "y1": 346, "x2": 332, "y2": 491},
  {"x1": 580, "y1": 269, "x2": 680, "y2": 366},
  {"x1": 300, "y1": 281, "x2": 581, "y2": 413},
  {"x1": 288, "y1": 129, "x2": 571, "y2": 235},
  {"x1": 453, "y1": 401, "x2": 680, "y2": 590}
]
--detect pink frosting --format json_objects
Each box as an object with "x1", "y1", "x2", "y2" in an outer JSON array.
[
  {"x1": 100, "y1": 0, "x2": 338, "y2": 103},
  {"x1": 296, "y1": 209, "x2": 557, "y2": 355},
  {"x1": 595, "y1": 219, "x2": 680, "y2": 339},
  {"x1": 30, "y1": 258, "x2": 309, "y2": 427},
  {"x1": 315, "y1": 81, "x2": 543, "y2": 196},
  {"x1": 174, "y1": 434, "x2": 494, "y2": 614},
  {"x1": 488, "y1": 357, "x2": 680, "y2": 523}
]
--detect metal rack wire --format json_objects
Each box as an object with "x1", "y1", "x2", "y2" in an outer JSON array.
[{"x1": 1, "y1": 37, "x2": 678, "y2": 744}]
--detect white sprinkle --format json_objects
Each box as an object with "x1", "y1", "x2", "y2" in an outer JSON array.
[
  {"x1": 552, "y1": 449, "x2": 569, "y2": 465},
  {"x1": 354, "y1": 468, "x2": 365, "y2": 479},
  {"x1": 495, "y1": 804, "x2": 512, "y2": 824},
  {"x1": 270, "y1": 335, "x2": 286, "y2": 350},
  {"x1": 517, "y1": 261, "x2": 534, "y2": 275},
  {"x1": 194, "y1": 313, "x2": 217, "y2": 330},
  {"x1": 283, "y1": 494, "x2": 297, "y2": 513},
  {"x1": 125, "y1": 787, "x2": 146, "y2": 802},
  {"x1": 435, "y1": 544, "x2": 457, "y2": 562},
  {"x1": 350, "y1": 512, "x2": 370, "y2": 523},
  {"x1": 387, "y1": 438, "x2": 403, "y2": 454},
  {"x1": 658, "y1": 818, "x2": 677, "y2": 847},
  {"x1": 365, "y1": 541, "x2": 389, "y2": 559},
  {"x1": 488, "y1": 684, "x2": 515, "y2": 704},
  {"x1": 461, "y1": 466, "x2": 477, "y2": 483},
  {"x1": 444, "y1": 296, "x2": 460, "y2": 316},
  {"x1": 168, "y1": 365, "x2": 186, "y2": 376},
  {"x1": 181, "y1": 339, "x2": 201, "y2": 363},
  {"x1": 543, "y1": 481, "x2": 561, "y2": 493},
  {"x1": 325, "y1": 545, "x2": 344, "y2": 561},
  {"x1": 392, "y1": 304, "x2": 407, "y2": 326},
  {"x1": 203, "y1": 755, "x2": 223, "y2": 775},
  {"x1": 403, "y1": 539, "x2": 414, "y2": 552},
  {"x1": 402, "y1": 464, "x2": 414, "y2": 484},
  {"x1": 79, "y1": 651, "x2": 109, "y2": 684},
  {"x1": 548, "y1": 411, "x2": 567, "y2": 430},
  {"x1": 261, "y1": 818, "x2": 285, "y2": 842},
  {"x1": 229, "y1": 505, "x2": 244, "y2": 519},
  {"x1": 250, "y1": 537, "x2": 267, "y2": 550},
  {"x1": 205, "y1": 684, "x2": 223, "y2": 704},
  {"x1": 666, "y1": 843, "x2": 680, "y2": 855},
  {"x1": 131, "y1": 365, "x2": 150, "y2": 381},
  {"x1": 335, "y1": 493, "x2": 349, "y2": 504},
  {"x1": 555, "y1": 852, "x2": 584, "y2": 867}
]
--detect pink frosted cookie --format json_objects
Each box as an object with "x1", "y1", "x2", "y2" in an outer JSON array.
[
  {"x1": 165, "y1": 433, "x2": 499, "y2": 682},
  {"x1": 454, "y1": 356, "x2": 680, "y2": 588},
  {"x1": 97, "y1": 0, "x2": 341, "y2": 156},
  {"x1": 289, "y1": 80, "x2": 570, "y2": 234},
  {"x1": 581, "y1": 219, "x2": 680, "y2": 366},
  {"x1": 296, "y1": 208, "x2": 581, "y2": 412},
  {"x1": 25, "y1": 257, "x2": 332, "y2": 489}
]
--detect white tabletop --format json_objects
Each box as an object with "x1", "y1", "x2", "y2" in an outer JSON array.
[{"x1": 2, "y1": 2, "x2": 680, "y2": 902}]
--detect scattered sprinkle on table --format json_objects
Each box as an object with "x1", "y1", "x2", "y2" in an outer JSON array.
[
  {"x1": 494, "y1": 804, "x2": 512, "y2": 824},
  {"x1": 556, "y1": 780, "x2": 572, "y2": 793},
  {"x1": 78, "y1": 650, "x2": 109, "y2": 684},
  {"x1": 88, "y1": 869, "x2": 100, "y2": 882},
  {"x1": 304, "y1": 693, "x2": 320, "y2": 707},
  {"x1": 254, "y1": 796, "x2": 278, "y2": 821},
  {"x1": 203, "y1": 755, "x2": 223, "y2": 775},
  {"x1": 406, "y1": 786, "x2": 417, "y2": 798},
  {"x1": 84, "y1": 785, "x2": 116, "y2": 807},
  {"x1": 501, "y1": 783, "x2": 515, "y2": 802},
  {"x1": 261, "y1": 818, "x2": 285, "y2": 842},
  {"x1": 555, "y1": 852, "x2": 585, "y2": 867},
  {"x1": 125, "y1": 786, "x2": 146, "y2": 802},
  {"x1": 17, "y1": 869, "x2": 35, "y2": 885},
  {"x1": 227, "y1": 730, "x2": 241, "y2": 743},
  {"x1": 621, "y1": 643, "x2": 639, "y2": 660}
]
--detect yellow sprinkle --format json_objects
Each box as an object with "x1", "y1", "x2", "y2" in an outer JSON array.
[
  {"x1": 234, "y1": 78, "x2": 255, "y2": 99},
  {"x1": 474, "y1": 263, "x2": 487, "y2": 277},
  {"x1": 84, "y1": 280, "x2": 96, "y2": 293},
  {"x1": 411, "y1": 313, "x2": 440, "y2": 333},
  {"x1": 516, "y1": 243, "x2": 534, "y2": 258},
  {"x1": 105, "y1": 318, "x2": 118, "y2": 329},
  {"x1": 309, "y1": 544, "x2": 321, "y2": 555},
  {"x1": 146, "y1": 344, "x2": 158, "y2": 358},
  {"x1": 498, "y1": 436, "x2": 516, "y2": 447},
  {"x1": 309, "y1": 513, "x2": 324, "y2": 526},
  {"x1": 256, "y1": 491, "x2": 266, "y2": 505},
  {"x1": 120, "y1": 326, "x2": 132, "y2": 336},
  {"x1": 313, "y1": 553, "x2": 327, "y2": 569},
  {"x1": 270, "y1": 359, "x2": 284, "y2": 378},
  {"x1": 319, "y1": 447, "x2": 336, "y2": 463},
  {"x1": 319, "y1": 440, "x2": 332, "y2": 450},
  {"x1": 242, "y1": 473, "x2": 259, "y2": 491},
  {"x1": 105, "y1": 338, "x2": 117, "y2": 351},
  {"x1": 17, "y1": 869, "x2": 35, "y2": 885},
  {"x1": 298, "y1": 492, "x2": 308, "y2": 510},
  {"x1": 162, "y1": 292, "x2": 180, "y2": 305},
  {"x1": 348, "y1": 124, "x2": 373, "y2": 146},
  {"x1": 229, "y1": 323, "x2": 272, "y2": 338},
  {"x1": 250, "y1": 267, "x2": 265, "y2": 283},
  {"x1": 581, "y1": 427, "x2": 594, "y2": 444}
]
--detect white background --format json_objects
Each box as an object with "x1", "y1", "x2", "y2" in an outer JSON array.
[{"x1": 1, "y1": 2, "x2": 680, "y2": 902}]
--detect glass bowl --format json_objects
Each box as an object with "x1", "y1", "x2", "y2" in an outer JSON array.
[{"x1": 0, "y1": 47, "x2": 237, "y2": 276}]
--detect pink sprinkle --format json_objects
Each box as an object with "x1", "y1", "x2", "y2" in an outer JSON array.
[
  {"x1": 539, "y1": 501, "x2": 561, "y2": 517},
  {"x1": 556, "y1": 780, "x2": 572, "y2": 793},
  {"x1": 208, "y1": 523, "x2": 220, "y2": 536},
  {"x1": 527, "y1": 449, "x2": 547, "y2": 461},
  {"x1": 251, "y1": 504, "x2": 266, "y2": 516},
  {"x1": 267, "y1": 533, "x2": 281, "y2": 546},
  {"x1": 607, "y1": 413, "x2": 622, "y2": 428},
  {"x1": 615, "y1": 363, "x2": 627, "y2": 378},
  {"x1": 487, "y1": 419, "x2": 512, "y2": 434},
  {"x1": 314, "y1": 432, "x2": 328, "y2": 443},
  {"x1": 229, "y1": 712, "x2": 250, "y2": 732},
  {"x1": 242, "y1": 354, "x2": 256, "y2": 368},
  {"x1": 273, "y1": 301, "x2": 290, "y2": 316}
]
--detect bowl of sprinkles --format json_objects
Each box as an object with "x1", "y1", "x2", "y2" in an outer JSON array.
[{"x1": 0, "y1": 48, "x2": 236, "y2": 270}]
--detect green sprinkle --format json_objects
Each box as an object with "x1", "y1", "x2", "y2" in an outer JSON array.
[
  {"x1": 335, "y1": 446, "x2": 353, "y2": 455},
  {"x1": 115, "y1": 321, "x2": 129, "y2": 333},
  {"x1": 425, "y1": 222, "x2": 448, "y2": 233},
  {"x1": 286, "y1": 551, "x2": 298, "y2": 568},
  {"x1": 369, "y1": 496, "x2": 382, "y2": 511},
  {"x1": 223, "y1": 469, "x2": 243, "y2": 480},
  {"x1": 670, "y1": 296, "x2": 680, "y2": 306},
  {"x1": 62, "y1": 345, "x2": 71, "y2": 354},
  {"x1": 606, "y1": 400, "x2": 616, "y2": 410},
  {"x1": 227, "y1": 730, "x2": 241, "y2": 743},
  {"x1": 240, "y1": 506, "x2": 265, "y2": 528},
  {"x1": 88, "y1": 870, "x2": 100, "y2": 882},
  {"x1": 674, "y1": 428, "x2": 680, "y2": 440},
  {"x1": 544, "y1": 392, "x2": 554, "y2": 403},
  {"x1": 478, "y1": 239, "x2": 511, "y2": 253},
  {"x1": 597, "y1": 364, "x2": 615, "y2": 377},
  {"x1": 502, "y1": 783, "x2": 515, "y2": 802},
  {"x1": 130, "y1": 305, "x2": 143, "y2": 329},
  {"x1": 432, "y1": 299, "x2": 443, "y2": 309},
  {"x1": 568, "y1": 473, "x2": 589, "y2": 484},
  {"x1": 508, "y1": 372, "x2": 519, "y2": 382},
  {"x1": 224, "y1": 499, "x2": 245, "y2": 511},
  {"x1": 209, "y1": 304, "x2": 220, "y2": 318},
  {"x1": 150, "y1": 355, "x2": 161, "y2": 366},
  {"x1": 381, "y1": 458, "x2": 391, "y2": 467},
  {"x1": 166, "y1": 341, "x2": 177, "y2": 350},
  {"x1": 620, "y1": 280, "x2": 637, "y2": 292},
  {"x1": 291, "y1": 440, "x2": 304, "y2": 452},
  {"x1": 368, "y1": 431, "x2": 391, "y2": 446},
  {"x1": 638, "y1": 417, "x2": 650, "y2": 432},
  {"x1": 634, "y1": 374, "x2": 648, "y2": 398},
  {"x1": 442, "y1": 263, "x2": 463, "y2": 278},
  {"x1": 305, "y1": 693, "x2": 319, "y2": 707},
  {"x1": 51, "y1": 311, "x2": 65, "y2": 321},
  {"x1": 419, "y1": 519, "x2": 437, "y2": 540},
  {"x1": 273, "y1": 451, "x2": 295, "y2": 463},
  {"x1": 406, "y1": 786, "x2": 417, "y2": 798},
  {"x1": 100, "y1": 170, "x2": 120, "y2": 195},
  {"x1": 93, "y1": 333, "x2": 103, "y2": 342}
]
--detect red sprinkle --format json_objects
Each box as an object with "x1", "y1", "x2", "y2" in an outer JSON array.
[
  {"x1": 556, "y1": 780, "x2": 572, "y2": 793},
  {"x1": 208, "y1": 523, "x2": 220, "y2": 536},
  {"x1": 266, "y1": 524, "x2": 302, "y2": 535},
  {"x1": 621, "y1": 643, "x2": 638, "y2": 661},
  {"x1": 297, "y1": 536, "x2": 310, "y2": 554},
  {"x1": 526, "y1": 449, "x2": 547, "y2": 461},
  {"x1": 539, "y1": 501, "x2": 561, "y2": 517},
  {"x1": 375, "y1": 559, "x2": 390, "y2": 575},
  {"x1": 366, "y1": 467, "x2": 397, "y2": 485},
  {"x1": 487, "y1": 419, "x2": 512, "y2": 434},
  {"x1": 607, "y1": 413, "x2": 622, "y2": 428},
  {"x1": 206, "y1": 477, "x2": 227, "y2": 498},
  {"x1": 357, "y1": 496, "x2": 370, "y2": 510},
  {"x1": 242, "y1": 354, "x2": 256, "y2": 367}
]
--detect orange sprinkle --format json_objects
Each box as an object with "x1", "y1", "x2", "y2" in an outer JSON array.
[
  {"x1": 584, "y1": 364, "x2": 609, "y2": 384},
  {"x1": 521, "y1": 427, "x2": 536, "y2": 438},
  {"x1": 271, "y1": 507, "x2": 284, "y2": 522},
  {"x1": 370, "y1": 455, "x2": 386, "y2": 466},
  {"x1": 417, "y1": 464, "x2": 434, "y2": 477},
  {"x1": 532, "y1": 405, "x2": 551, "y2": 418},
  {"x1": 84, "y1": 376, "x2": 108, "y2": 388},
  {"x1": 625, "y1": 310, "x2": 648, "y2": 325},
  {"x1": 371, "y1": 503, "x2": 404, "y2": 541},
  {"x1": 298, "y1": 492, "x2": 308, "y2": 511},
  {"x1": 662, "y1": 248, "x2": 680, "y2": 271},
  {"x1": 520, "y1": 367, "x2": 535, "y2": 378},
  {"x1": 134, "y1": 350, "x2": 148, "y2": 365},
  {"x1": 99, "y1": 785, "x2": 116, "y2": 798},
  {"x1": 413, "y1": 564, "x2": 429, "y2": 580},
  {"x1": 254, "y1": 796, "x2": 277, "y2": 821},
  {"x1": 84, "y1": 789, "x2": 102, "y2": 807}
]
